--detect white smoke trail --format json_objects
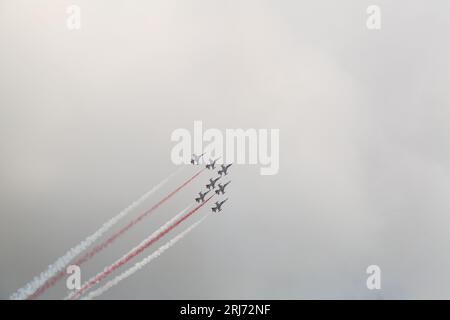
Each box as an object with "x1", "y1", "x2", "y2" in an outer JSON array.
[
  {"x1": 10, "y1": 167, "x2": 183, "y2": 300},
  {"x1": 65, "y1": 203, "x2": 194, "y2": 300},
  {"x1": 82, "y1": 215, "x2": 208, "y2": 300}
]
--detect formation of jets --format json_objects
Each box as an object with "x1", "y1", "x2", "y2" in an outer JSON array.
[
  {"x1": 195, "y1": 190, "x2": 210, "y2": 203},
  {"x1": 190, "y1": 153, "x2": 232, "y2": 213}
]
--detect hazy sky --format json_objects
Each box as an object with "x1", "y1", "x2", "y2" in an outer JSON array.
[{"x1": 1, "y1": 0, "x2": 450, "y2": 299}]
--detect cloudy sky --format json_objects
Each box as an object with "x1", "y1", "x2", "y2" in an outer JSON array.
[{"x1": 1, "y1": 0, "x2": 450, "y2": 299}]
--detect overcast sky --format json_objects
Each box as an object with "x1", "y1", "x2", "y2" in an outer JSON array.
[{"x1": 1, "y1": 0, "x2": 450, "y2": 299}]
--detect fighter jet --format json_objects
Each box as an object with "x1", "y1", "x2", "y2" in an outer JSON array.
[
  {"x1": 206, "y1": 158, "x2": 219, "y2": 170},
  {"x1": 195, "y1": 190, "x2": 210, "y2": 203},
  {"x1": 206, "y1": 177, "x2": 220, "y2": 190},
  {"x1": 215, "y1": 181, "x2": 231, "y2": 195},
  {"x1": 218, "y1": 164, "x2": 232, "y2": 176},
  {"x1": 212, "y1": 198, "x2": 228, "y2": 212},
  {"x1": 190, "y1": 153, "x2": 205, "y2": 165}
]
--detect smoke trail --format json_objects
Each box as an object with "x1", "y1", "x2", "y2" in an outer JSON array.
[
  {"x1": 67, "y1": 195, "x2": 213, "y2": 300},
  {"x1": 27, "y1": 167, "x2": 204, "y2": 300},
  {"x1": 65, "y1": 204, "x2": 193, "y2": 300},
  {"x1": 65, "y1": 203, "x2": 193, "y2": 300},
  {"x1": 10, "y1": 167, "x2": 183, "y2": 300},
  {"x1": 82, "y1": 215, "x2": 208, "y2": 300}
]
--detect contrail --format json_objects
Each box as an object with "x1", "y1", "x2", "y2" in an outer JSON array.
[
  {"x1": 82, "y1": 215, "x2": 209, "y2": 300},
  {"x1": 65, "y1": 203, "x2": 192, "y2": 300},
  {"x1": 67, "y1": 195, "x2": 213, "y2": 300},
  {"x1": 27, "y1": 167, "x2": 204, "y2": 300},
  {"x1": 10, "y1": 167, "x2": 183, "y2": 300}
]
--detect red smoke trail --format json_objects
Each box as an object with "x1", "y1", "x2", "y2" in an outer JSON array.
[
  {"x1": 70, "y1": 195, "x2": 213, "y2": 300},
  {"x1": 29, "y1": 168, "x2": 204, "y2": 300}
]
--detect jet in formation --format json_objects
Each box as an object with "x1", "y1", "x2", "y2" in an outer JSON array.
[
  {"x1": 218, "y1": 164, "x2": 232, "y2": 176},
  {"x1": 206, "y1": 158, "x2": 219, "y2": 170},
  {"x1": 215, "y1": 181, "x2": 231, "y2": 195},
  {"x1": 206, "y1": 177, "x2": 221, "y2": 190},
  {"x1": 190, "y1": 153, "x2": 205, "y2": 165},
  {"x1": 212, "y1": 198, "x2": 228, "y2": 212},
  {"x1": 195, "y1": 190, "x2": 210, "y2": 203}
]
